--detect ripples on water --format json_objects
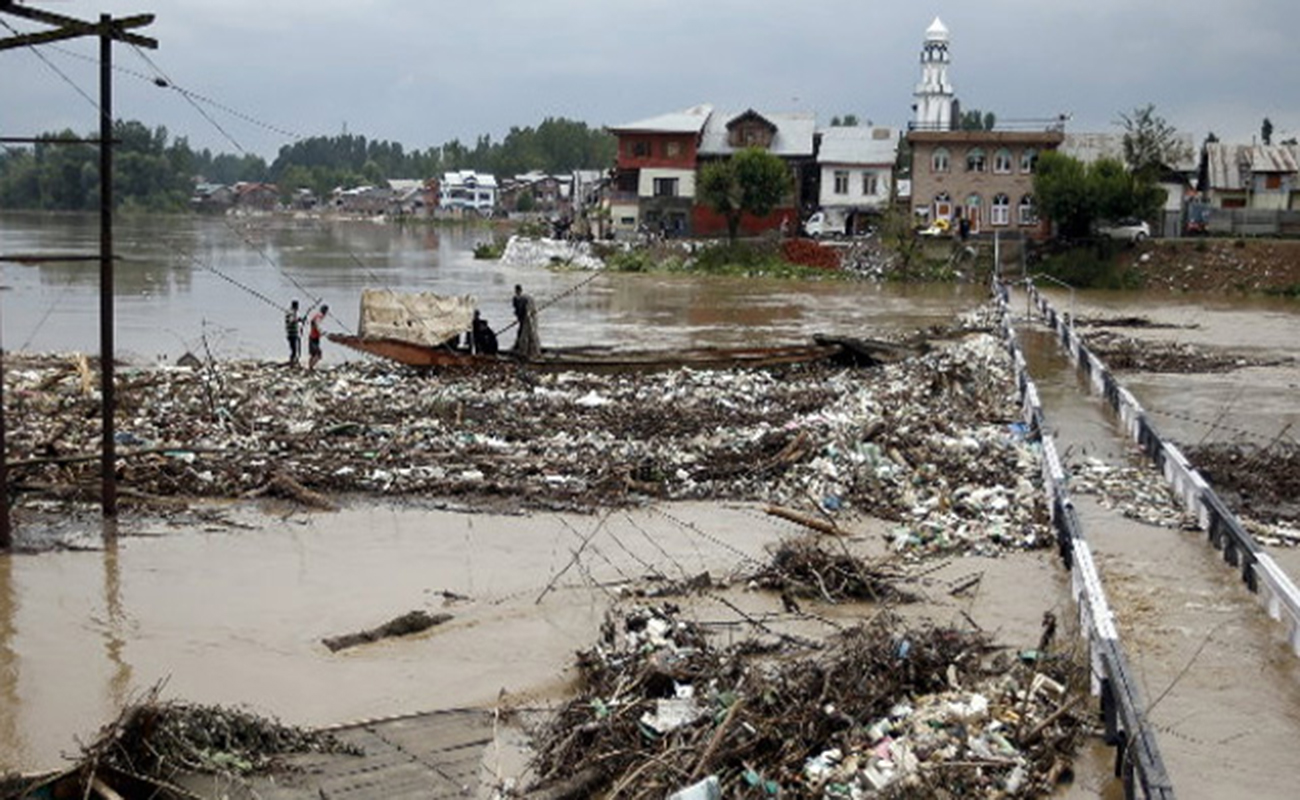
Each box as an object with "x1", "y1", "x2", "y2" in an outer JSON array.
[{"x1": 1, "y1": 212, "x2": 980, "y2": 362}]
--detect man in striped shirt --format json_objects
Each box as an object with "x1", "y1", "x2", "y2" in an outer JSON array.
[{"x1": 285, "y1": 299, "x2": 303, "y2": 367}]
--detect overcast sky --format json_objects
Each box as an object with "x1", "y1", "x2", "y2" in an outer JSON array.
[{"x1": 2, "y1": 1, "x2": 1297, "y2": 162}]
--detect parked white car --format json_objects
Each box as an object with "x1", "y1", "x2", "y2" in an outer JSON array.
[{"x1": 1097, "y1": 218, "x2": 1151, "y2": 242}]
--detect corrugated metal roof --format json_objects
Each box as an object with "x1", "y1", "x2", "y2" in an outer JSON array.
[
  {"x1": 817, "y1": 127, "x2": 898, "y2": 165},
  {"x1": 1206, "y1": 142, "x2": 1299, "y2": 190},
  {"x1": 1246, "y1": 143, "x2": 1299, "y2": 173},
  {"x1": 698, "y1": 109, "x2": 816, "y2": 157},
  {"x1": 1205, "y1": 143, "x2": 1244, "y2": 190},
  {"x1": 608, "y1": 104, "x2": 713, "y2": 134}
]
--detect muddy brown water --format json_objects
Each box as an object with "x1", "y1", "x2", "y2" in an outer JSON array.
[
  {"x1": 1019, "y1": 290, "x2": 1300, "y2": 799},
  {"x1": 2, "y1": 215, "x2": 1299, "y2": 796}
]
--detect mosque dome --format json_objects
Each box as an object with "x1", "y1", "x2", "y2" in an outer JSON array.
[{"x1": 925, "y1": 16, "x2": 949, "y2": 42}]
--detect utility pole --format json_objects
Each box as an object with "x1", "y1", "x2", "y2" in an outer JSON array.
[{"x1": 0, "y1": 3, "x2": 157, "y2": 529}]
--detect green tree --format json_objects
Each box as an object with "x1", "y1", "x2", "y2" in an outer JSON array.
[
  {"x1": 1033, "y1": 151, "x2": 1094, "y2": 239},
  {"x1": 1118, "y1": 104, "x2": 1190, "y2": 180},
  {"x1": 1262, "y1": 117, "x2": 1274, "y2": 145},
  {"x1": 959, "y1": 110, "x2": 996, "y2": 131},
  {"x1": 697, "y1": 148, "x2": 791, "y2": 244},
  {"x1": 1034, "y1": 151, "x2": 1165, "y2": 240}
]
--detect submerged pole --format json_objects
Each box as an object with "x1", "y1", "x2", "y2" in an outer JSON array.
[{"x1": 99, "y1": 14, "x2": 117, "y2": 518}]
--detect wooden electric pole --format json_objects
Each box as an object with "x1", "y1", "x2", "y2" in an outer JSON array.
[{"x1": 0, "y1": 4, "x2": 157, "y2": 528}]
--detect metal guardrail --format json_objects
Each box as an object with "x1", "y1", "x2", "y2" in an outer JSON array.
[
  {"x1": 997, "y1": 297, "x2": 1175, "y2": 799},
  {"x1": 1027, "y1": 284, "x2": 1300, "y2": 656}
]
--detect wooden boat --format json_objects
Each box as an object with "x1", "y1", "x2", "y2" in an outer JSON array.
[
  {"x1": 328, "y1": 333, "x2": 847, "y2": 371},
  {"x1": 328, "y1": 288, "x2": 919, "y2": 371},
  {"x1": 328, "y1": 333, "x2": 917, "y2": 371}
]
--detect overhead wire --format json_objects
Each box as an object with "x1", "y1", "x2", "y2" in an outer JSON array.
[
  {"x1": 3, "y1": 19, "x2": 475, "y2": 347},
  {"x1": 0, "y1": 17, "x2": 100, "y2": 114}
]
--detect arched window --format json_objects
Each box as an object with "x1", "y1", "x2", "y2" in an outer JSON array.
[
  {"x1": 993, "y1": 148, "x2": 1013, "y2": 174},
  {"x1": 1018, "y1": 195, "x2": 1037, "y2": 225},
  {"x1": 932, "y1": 147, "x2": 950, "y2": 173},
  {"x1": 966, "y1": 148, "x2": 986, "y2": 172},
  {"x1": 992, "y1": 193, "x2": 1010, "y2": 226},
  {"x1": 1020, "y1": 149, "x2": 1038, "y2": 173}
]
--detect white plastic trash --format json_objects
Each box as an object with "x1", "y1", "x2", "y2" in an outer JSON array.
[{"x1": 667, "y1": 775, "x2": 721, "y2": 800}]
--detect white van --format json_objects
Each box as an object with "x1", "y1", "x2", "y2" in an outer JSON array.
[{"x1": 802, "y1": 209, "x2": 847, "y2": 238}]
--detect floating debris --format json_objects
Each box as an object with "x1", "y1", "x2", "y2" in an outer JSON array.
[
  {"x1": 4, "y1": 313, "x2": 1049, "y2": 558},
  {"x1": 526, "y1": 605, "x2": 1088, "y2": 799},
  {"x1": 1182, "y1": 442, "x2": 1300, "y2": 527},
  {"x1": 1079, "y1": 330, "x2": 1290, "y2": 373},
  {"x1": 500, "y1": 235, "x2": 605, "y2": 271},
  {"x1": 322, "y1": 609, "x2": 453, "y2": 652},
  {"x1": 751, "y1": 538, "x2": 918, "y2": 604},
  {"x1": 5, "y1": 684, "x2": 362, "y2": 798},
  {"x1": 1066, "y1": 457, "x2": 1197, "y2": 529}
]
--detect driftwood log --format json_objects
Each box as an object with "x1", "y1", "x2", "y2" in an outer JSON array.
[{"x1": 322, "y1": 610, "x2": 453, "y2": 652}]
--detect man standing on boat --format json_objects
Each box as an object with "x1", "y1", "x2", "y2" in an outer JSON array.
[
  {"x1": 512, "y1": 284, "x2": 540, "y2": 359},
  {"x1": 308, "y1": 304, "x2": 330, "y2": 371},
  {"x1": 285, "y1": 299, "x2": 304, "y2": 367}
]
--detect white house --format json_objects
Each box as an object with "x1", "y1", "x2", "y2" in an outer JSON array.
[
  {"x1": 816, "y1": 126, "x2": 898, "y2": 221},
  {"x1": 438, "y1": 170, "x2": 498, "y2": 215}
]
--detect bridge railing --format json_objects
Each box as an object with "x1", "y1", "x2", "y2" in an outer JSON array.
[
  {"x1": 997, "y1": 296, "x2": 1175, "y2": 799},
  {"x1": 1026, "y1": 283, "x2": 1300, "y2": 655}
]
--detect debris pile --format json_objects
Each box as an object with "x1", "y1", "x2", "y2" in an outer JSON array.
[
  {"x1": 751, "y1": 538, "x2": 918, "y2": 604},
  {"x1": 839, "y1": 240, "x2": 898, "y2": 279},
  {"x1": 5, "y1": 315, "x2": 1047, "y2": 556},
  {"x1": 8, "y1": 685, "x2": 361, "y2": 798},
  {"x1": 500, "y1": 235, "x2": 605, "y2": 271},
  {"x1": 527, "y1": 605, "x2": 1088, "y2": 799},
  {"x1": 1066, "y1": 457, "x2": 1197, "y2": 528},
  {"x1": 1182, "y1": 442, "x2": 1300, "y2": 534},
  {"x1": 1079, "y1": 330, "x2": 1290, "y2": 373}
]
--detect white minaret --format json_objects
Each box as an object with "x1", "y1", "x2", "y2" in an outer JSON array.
[{"x1": 913, "y1": 17, "x2": 954, "y2": 131}]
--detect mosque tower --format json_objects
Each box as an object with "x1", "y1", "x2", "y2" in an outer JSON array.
[{"x1": 913, "y1": 17, "x2": 955, "y2": 131}]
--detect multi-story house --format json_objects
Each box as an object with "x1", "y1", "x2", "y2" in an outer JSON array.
[
  {"x1": 606, "y1": 104, "x2": 815, "y2": 238},
  {"x1": 606, "y1": 105, "x2": 711, "y2": 237},
  {"x1": 909, "y1": 130, "x2": 1063, "y2": 235},
  {"x1": 438, "y1": 170, "x2": 498, "y2": 215},
  {"x1": 693, "y1": 108, "x2": 815, "y2": 237},
  {"x1": 815, "y1": 126, "x2": 898, "y2": 234}
]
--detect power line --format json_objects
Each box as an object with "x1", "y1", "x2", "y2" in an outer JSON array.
[{"x1": 0, "y1": 17, "x2": 99, "y2": 113}]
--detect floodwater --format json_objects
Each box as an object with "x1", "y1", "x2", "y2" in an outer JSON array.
[
  {"x1": 1, "y1": 214, "x2": 1299, "y2": 797},
  {"x1": 1017, "y1": 291, "x2": 1300, "y2": 799},
  {"x1": 0, "y1": 211, "x2": 974, "y2": 361}
]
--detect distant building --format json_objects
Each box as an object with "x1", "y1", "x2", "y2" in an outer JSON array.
[
  {"x1": 815, "y1": 126, "x2": 899, "y2": 233},
  {"x1": 498, "y1": 171, "x2": 568, "y2": 215},
  {"x1": 1202, "y1": 143, "x2": 1300, "y2": 210},
  {"x1": 912, "y1": 17, "x2": 955, "y2": 133},
  {"x1": 387, "y1": 178, "x2": 434, "y2": 216},
  {"x1": 438, "y1": 170, "x2": 497, "y2": 215},
  {"x1": 191, "y1": 182, "x2": 234, "y2": 213},
  {"x1": 693, "y1": 108, "x2": 814, "y2": 237},
  {"x1": 605, "y1": 104, "x2": 812, "y2": 238},
  {"x1": 905, "y1": 19, "x2": 1061, "y2": 236},
  {"x1": 1062, "y1": 132, "x2": 1199, "y2": 236},
  {"x1": 606, "y1": 105, "x2": 712, "y2": 237},
  {"x1": 232, "y1": 182, "x2": 279, "y2": 212},
  {"x1": 332, "y1": 185, "x2": 391, "y2": 216}
]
